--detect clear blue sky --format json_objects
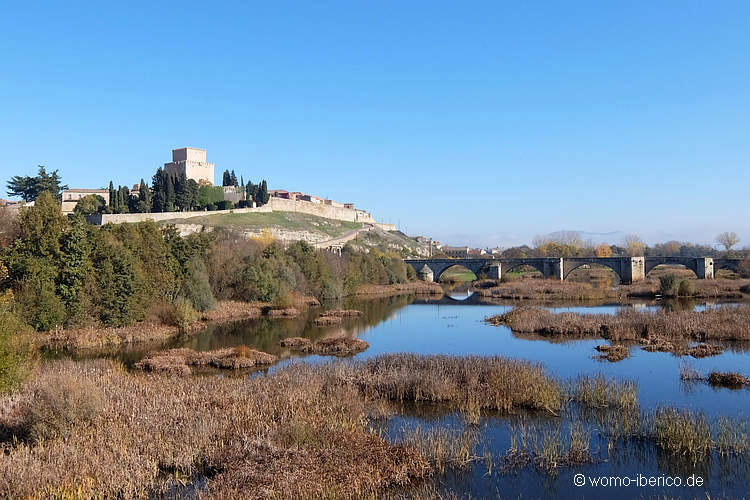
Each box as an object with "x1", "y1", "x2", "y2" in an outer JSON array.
[{"x1": 2, "y1": 1, "x2": 749, "y2": 248}]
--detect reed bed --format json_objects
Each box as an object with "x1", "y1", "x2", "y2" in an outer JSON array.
[
  {"x1": 339, "y1": 354, "x2": 564, "y2": 419},
  {"x1": 280, "y1": 336, "x2": 370, "y2": 356},
  {"x1": 570, "y1": 375, "x2": 639, "y2": 411},
  {"x1": 313, "y1": 315, "x2": 343, "y2": 326},
  {"x1": 708, "y1": 371, "x2": 750, "y2": 389},
  {"x1": 135, "y1": 346, "x2": 278, "y2": 374},
  {"x1": 594, "y1": 343, "x2": 630, "y2": 362},
  {"x1": 475, "y1": 280, "x2": 614, "y2": 301},
  {"x1": 0, "y1": 359, "x2": 431, "y2": 499},
  {"x1": 1, "y1": 354, "x2": 748, "y2": 496},
  {"x1": 486, "y1": 306, "x2": 750, "y2": 357}
]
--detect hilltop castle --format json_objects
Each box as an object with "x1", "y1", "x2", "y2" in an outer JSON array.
[{"x1": 164, "y1": 147, "x2": 214, "y2": 185}]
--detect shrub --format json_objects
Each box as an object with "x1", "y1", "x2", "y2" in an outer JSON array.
[
  {"x1": 170, "y1": 298, "x2": 198, "y2": 331},
  {"x1": 658, "y1": 274, "x2": 681, "y2": 297},
  {"x1": 16, "y1": 279, "x2": 66, "y2": 331},
  {"x1": 0, "y1": 311, "x2": 33, "y2": 393},
  {"x1": 181, "y1": 255, "x2": 215, "y2": 312},
  {"x1": 677, "y1": 279, "x2": 696, "y2": 297},
  {"x1": 21, "y1": 373, "x2": 103, "y2": 443}
]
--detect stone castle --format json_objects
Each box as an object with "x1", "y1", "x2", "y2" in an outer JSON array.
[{"x1": 164, "y1": 147, "x2": 214, "y2": 184}]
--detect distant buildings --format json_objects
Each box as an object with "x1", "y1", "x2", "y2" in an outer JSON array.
[
  {"x1": 269, "y1": 190, "x2": 354, "y2": 210},
  {"x1": 441, "y1": 245, "x2": 488, "y2": 259},
  {"x1": 164, "y1": 147, "x2": 214, "y2": 185},
  {"x1": 61, "y1": 188, "x2": 110, "y2": 214}
]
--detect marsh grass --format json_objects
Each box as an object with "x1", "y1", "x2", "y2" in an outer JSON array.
[
  {"x1": 281, "y1": 336, "x2": 370, "y2": 356},
  {"x1": 347, "y1": 354, "x2": 564, "y2": 416},
  {"x1": 594, "y1": 343, "x2": 630, "y2": 362},
  {"x1": 570, "y1": 375, "x2": 639, "y2": 411},
  {"x1": 135, "y1": 346, "x2": 278, "y2": 374},
  {"x1": 487, "y1": 306, "x2": 747, "y2": 358}
]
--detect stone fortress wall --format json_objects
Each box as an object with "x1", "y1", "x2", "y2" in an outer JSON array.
[{"x1": 88, "y1": 197, "x2": 396, "y2": 231}]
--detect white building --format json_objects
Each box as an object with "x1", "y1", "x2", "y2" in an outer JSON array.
[{"x1": 164, "y1": 147, "x2": 214, "y2": 185}]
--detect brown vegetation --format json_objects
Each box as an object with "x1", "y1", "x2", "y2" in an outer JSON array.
[
  {"x1": 594, "y1": 344, "x2": 630, "y2": 362},
  {"x1": 281, "y1": 336, "x2": 369, "y2": 356},
  {"x1": 313, "y1": 315, "x2": 343, "y2": 326},
  {"x1": 486, "y1": 306, "x2": 749, "y2": 358},
  {"x1": 313, "y1": 309, "x2": 365, "y2": 326},
  {"x1": 135, "y1": 346, "x2": 277, "y2": 374},
  {"x1": 355, "y1": 281, "x2": 443, "y2": 297},
  {"x1": 475, "y1": 280, "x2": 613, "y2": 301},
  {"x1": 0, "y1": 359, "x2": 431, "y2": 498},
  {"x1": 708, "y1": 371, "x2": 750, "y2": 389}
]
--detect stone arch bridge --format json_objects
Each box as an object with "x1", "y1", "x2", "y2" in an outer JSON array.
[{"x1": 405, "y1": 257, "x2": 740, "y2": 285}]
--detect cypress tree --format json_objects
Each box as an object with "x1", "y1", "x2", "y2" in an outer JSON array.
[
  {"x1": 138, "y1": 179, "x2": 151, "y2": 213},
  {"x1": 108, "y1": 181, "x2": 115, "y2": 209},
  {"x1": 222, "y1": 170, "x2": 231, "y2": 187},
  {"x1": 165, "y1": 174, "x2": 175, "y2": 212},
  {"x1": 230, "y1": 170, "x2": 238, "y2": 187}
]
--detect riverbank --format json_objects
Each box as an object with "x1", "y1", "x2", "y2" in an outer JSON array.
[
  {"x1": 39, "y1": 282, "x2": 442, "y2": 352},
  {"x1": 39, "y1": 295, "x2": 319, "y2": 351}
]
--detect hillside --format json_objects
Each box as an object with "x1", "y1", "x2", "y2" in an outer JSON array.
[{"x1": 160, "y1": 211, "x2": 431, "y2": 257}]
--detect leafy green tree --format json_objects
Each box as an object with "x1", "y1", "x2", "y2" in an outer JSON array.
[
  {"x1": 7, "y1": 166, "x2": 68, "y2": 201},
  {"x1": 73, "y1": 194, "x2": 105, "y2": 216},
  {"x1": 57, "y1": 215, "x2": 90, "y2": 323}
]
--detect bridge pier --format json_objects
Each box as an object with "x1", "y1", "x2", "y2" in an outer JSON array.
[
  {"x1": 417, "y1": 264, "x2": 434, "y2": 282},
  {"x1": 695, "y1": 257, "x2": 714, "y2": 279},
  {"x1": 620, "y1": 257, "x2": 645, "y2": 285},
  {"x1": 486, "y1": 264, "x2": 502, "y2": 280}
]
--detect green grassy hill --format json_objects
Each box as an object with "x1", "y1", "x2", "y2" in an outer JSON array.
[{"x1": 161, "y1": 211, "x2": 363, "y2": 238}]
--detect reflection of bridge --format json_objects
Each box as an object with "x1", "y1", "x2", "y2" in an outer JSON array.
[{"x1": 405, "y1": 257, "x2": 742, "y2": 285}]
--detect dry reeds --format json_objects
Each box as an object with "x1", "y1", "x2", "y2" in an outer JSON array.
[
  {"x1": 135, "y1": 346, "x2": 277, "y2": 374},
  {"x1": 280, "y1": 336, "x2": 370, "y2": 356},
  {"x1": 594, "y1": 344, "x2": 630, "y2": 362},
  {"x1": 346, "y1": 354, "x2": 564, "y2": 416},
  {"x1": 708, "y1": 371, "x2": 750, "y2": 389},
  {"x1": 487, "y1": 306, "x2": 748, "y2": 358}
]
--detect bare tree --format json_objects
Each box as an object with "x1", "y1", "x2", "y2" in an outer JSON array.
[
  {"x1": 623, "y1": 234, "x2": 645, "y2": 257},
  {"x1": 716, "y1": 232, "x2": 740, "y2": 251}
]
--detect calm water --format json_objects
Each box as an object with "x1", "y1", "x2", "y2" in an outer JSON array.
[{"x1": 80, "y1": 293, "x2": 750, "y2": 498}]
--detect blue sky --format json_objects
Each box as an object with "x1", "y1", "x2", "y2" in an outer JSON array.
[{"x1": 2, "y1": 1, "x2": 749, "y2": 247}]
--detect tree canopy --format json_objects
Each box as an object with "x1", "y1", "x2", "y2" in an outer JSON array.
[{"x1": 6, "y1": 166, "x2": 68, "y2": 201}]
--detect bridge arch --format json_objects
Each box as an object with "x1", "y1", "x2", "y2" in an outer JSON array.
[
  {"x1": 562, "y1": 259, "x2": 623, "y2": 282},
  {"x1": 434, "y1": 263, "x2": 480, "y2": 283},
  {"x1": 501, "y1": 261, "x2": 548, "y2": 278},
  {"x1": 644, "y1": 257, "x2": 699, "y2": 277}
]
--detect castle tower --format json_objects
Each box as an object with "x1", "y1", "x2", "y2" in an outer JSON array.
[{"x1": 164, "y1": 147, "x2": 214, "y2": 185}]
